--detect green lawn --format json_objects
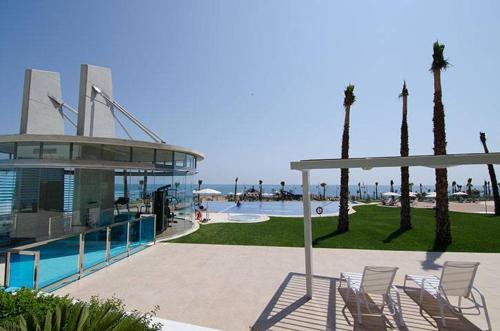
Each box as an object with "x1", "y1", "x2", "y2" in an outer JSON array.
[{"x1": 170, "y1": 205, "x2": 500, "y2": 252}]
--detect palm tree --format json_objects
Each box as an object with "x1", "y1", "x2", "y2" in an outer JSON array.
[
  {"x1": 375, "y1": 182, "x2": 379, "y2": 199},
  {"x1": 399, "y1": 81, "x2": 412, "y2": 230},
  {"x1": 431, "y1": 41, "x2": 452, "y2": 245},
  {"x1": 419, "y1": 183, "x2": 423, "y2": 194},
  {"x1": 452, "y1": 181, "x2": 457, "y2": 193},
  {"x1": 234, "y1": 177, "x2": 239, "y2": 201},
  {"x1": 338, "y1": 85, "x2": 355, "y2": 233},
  {"x1": 480, "y1": 132, "x2": 500, "y2": 215},
  {"x1": 390, "y1": 180, "x2": 394, "y2": 193},
  {"x1": 258, "y1": 179, "x2": 263, "y2": 201},
  {"x1": 320, "y1": 182, "x2": 327, "y2": 200},
  {"x1": 357, "y1": 182, "x2": 361, "y2": 200},
  {"x1": 280, "y1": 181, "x2": 286, "y2": 201},
  {"x1": 467, "y1": 178, "x2": 473, "y2": 196},
  {"x1": 197, "y1": 179, "x2": 203, "y2": 203}
]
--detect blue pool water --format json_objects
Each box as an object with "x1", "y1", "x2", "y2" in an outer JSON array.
[
  {"x1": 7, "y1": 217, "x2": 156, "y2": 291},
  {"x1": 203, "y1": 201, "x2": 345, "y2": 216}
]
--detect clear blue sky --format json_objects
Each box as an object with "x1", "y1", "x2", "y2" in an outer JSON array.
[{"x1": 1, "y1": 1, "x2": 498, "y2": 186}]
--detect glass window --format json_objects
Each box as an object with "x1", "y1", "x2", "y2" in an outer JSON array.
[
  {"x1": 174, "y1": 152, "x2": 186, "y2": 168},
  {"x1": 102, "y1": 145, "x2": 130, "y2": 162},
  {"x1": 72, "y1": 144, "x2": 101, "y2": 160},
  {"x1": 132, "y1": 147, "x2": 154, "y2": 162},
  {"x1": 17, "y1": 143, "x2": 41, "y2": 159},
  {"x1": 156, "y1": 150, "x2": 173, "y2": 166},
  {"x1": 42, "y1": 143, "x2": 70, "y2": 160},
  {"x1": 186, "y1": 155, "x2": 195, "y2": 169},
  {"x1": 0, "y1": 142, "x2": 15, "y2": 160}
]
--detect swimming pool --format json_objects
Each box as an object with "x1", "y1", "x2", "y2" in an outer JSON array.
[{"x1": 202, "y1": 201, "x2": 346, "y2": 217}]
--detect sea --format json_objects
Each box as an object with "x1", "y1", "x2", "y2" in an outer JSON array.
[{"x1": 182, "y1": 183, "x2": 436, "y2": 198}]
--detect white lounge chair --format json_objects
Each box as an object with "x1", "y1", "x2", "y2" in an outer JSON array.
[
  {"x1": 339, "y1": 266, "x2": 404, "y2": 326},
  {"x1": 404, "y1": 261, "x2": 491, "y2": 330}
]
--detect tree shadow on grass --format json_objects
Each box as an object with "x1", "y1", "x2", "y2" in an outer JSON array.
[
  {"x1": 312, "y1": 230, "x2": 344, "y2": 246},
  {"x1": 421, "y1": 240, "x2": 451, "y2": 270},
  {"x1": 382, "y1": 228, "x2": 411, "y2": 244}
]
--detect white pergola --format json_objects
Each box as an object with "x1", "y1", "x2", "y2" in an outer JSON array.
[{"x1": 290, "y1": 152, "x2": 500, "y2": 299}]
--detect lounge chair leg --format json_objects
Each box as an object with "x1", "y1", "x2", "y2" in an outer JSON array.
[
  {"x1": 438, "y1": 297, "x2": 446, "y2": 327},
  {"x1": 342, "y1": 304, "x2": 352, "y2": 326},
  {"x1": 356, "y1": 294, "x2": 363, "y2": 324}
]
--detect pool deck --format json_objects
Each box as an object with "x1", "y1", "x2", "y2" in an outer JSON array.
[{"x1": 55, "y1": 243, "x2": 499, "y2": 330}]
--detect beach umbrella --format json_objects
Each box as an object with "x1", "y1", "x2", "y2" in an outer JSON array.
[
  {"x1": 426, "y1": 192, "x2": 437, "y2": 198},
  {"x1": 193, "y1": 188, "x2": 222, "y2": 195},
  {"x1": 452, "y1": 192, "x2": 468, "y2": 196},
  {"x1": 409, "y1": 192, "x2": 417, "y2": 197},
  {"x1": 382, "y1": 192, "x2": 400, "y2": 197}
]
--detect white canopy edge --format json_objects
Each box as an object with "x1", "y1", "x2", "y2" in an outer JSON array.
[{"x1": 290, "y1": 152, "x2": 500, "y2": 171}]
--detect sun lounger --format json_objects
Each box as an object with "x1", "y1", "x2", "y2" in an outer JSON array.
[
  {"x1": 339, "y1": 266, "x2": 404, "y2": 326},
  {"x1": 404, "y1": 261, "x2": 491, "y2": 330}
]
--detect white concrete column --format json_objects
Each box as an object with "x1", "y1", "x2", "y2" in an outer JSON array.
[{"x1": 301, "y1": 170, "x2": 313, "y2": 299}]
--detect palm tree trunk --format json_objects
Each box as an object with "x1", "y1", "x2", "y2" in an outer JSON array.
[
  {"x1": 400, "y1": 89, "x2": 411, "y2": 230},
  {"x1": 338, "y1": 108, "x2": 350, "y2": 232},
  {"x1": 123, "y1": 170, "x2": 129, "y2": 209},
  {"x1": 142, "y1": 171, "x2": 148, "y2": 199},
  {"x1": 198, "y1": 182, "x2": 202, "y2": 203},
  {"x1": 433, "y1": 70, "x2": 451, "y2": 245},
  {"x1": 123, "y1": 170, "x2": 128, "y2": 199},
  {"x1": 480, "y1": 139, "x2": 500, "y2": 215}
]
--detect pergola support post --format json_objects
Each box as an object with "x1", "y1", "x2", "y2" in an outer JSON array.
[{"x1": 301, "y1": 170, "x2": 313, "y2": 299}]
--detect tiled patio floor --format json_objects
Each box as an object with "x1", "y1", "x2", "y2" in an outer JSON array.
[{"x1": 55, "y1": 243, "x2": 499, "y2": 330}]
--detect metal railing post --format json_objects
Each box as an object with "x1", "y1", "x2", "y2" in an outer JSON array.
[
  {"x1": 106, "y1": 227, "x2": 111, "y2": 264},
  {"x1": 48, "y1": 217, "x2": 52, "y2": 237},
  {"x1": 67, "y1": 214, "x2": 73, "y2": 233},
  {"x1": 126, "y1": 221, "x2": 130, "y2": 257},
  {"x1": 33, "y1": 252, "x2": 40, "y2": 290},
  {"x1": 153, "y1": 215, "x2": 157, "y2": 244},
  {"x1": 139, "y1": 217, "x2": 142, "y2": 244},
  {"x1": 78, "y1": 233, "x2": 84, "y2": 278},
  {"x1": 4, "y1": 251, "x2": 11, "y2": 288}
]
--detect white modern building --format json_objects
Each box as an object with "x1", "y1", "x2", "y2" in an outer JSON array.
[{"x1": 0, "y1": 65, "x2": 204, "y2": 249}]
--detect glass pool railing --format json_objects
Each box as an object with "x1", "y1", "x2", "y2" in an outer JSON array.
[{"x1": 3, "y1": 215, "x2": 156, "y2": 291}]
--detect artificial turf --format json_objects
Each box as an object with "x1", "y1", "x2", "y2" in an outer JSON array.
[{"x1": 170, "y1": 205, "x2": 500, "y2": 252}]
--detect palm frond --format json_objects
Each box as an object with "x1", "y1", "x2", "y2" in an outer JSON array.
[
  {"x1": 480, "y1": 132, "x2": 486, "y2": 143},
  {"x1": 343, "y1": 84, "x2": 356, "y2": 107},
  {"x1": 431, "y1": 41, "x2": 450, "y2": 71},
  {"x1": 399, "y1": 81, "x2": 409, "y2": 98}
]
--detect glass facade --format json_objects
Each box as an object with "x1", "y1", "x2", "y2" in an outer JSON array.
[{"x1": 0, "y1": 140, "x2": 199, "y2": 250}]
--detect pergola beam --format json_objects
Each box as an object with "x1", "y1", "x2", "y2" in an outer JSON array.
[{"x1": 291, "y1": 152, "x2": 500, "y2": 171}]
